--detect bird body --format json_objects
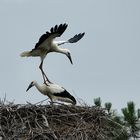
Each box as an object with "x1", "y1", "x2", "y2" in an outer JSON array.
[
  {"x1": 20, "y1": 23, "x2": 76, "y2": 62},
  {"x1": 20, "y1": 23, "x2": 85, "y2": 82},
  {"x1": 20, "y1": 42, "x2": 70, "y2": 63},
  {"x1": 26, "y1": 80, "x2": 76, "y2": 105}
]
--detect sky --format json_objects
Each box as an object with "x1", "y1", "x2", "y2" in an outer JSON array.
[{"x1": 0, "y1": 0, "x2": 140, "y2": 111}]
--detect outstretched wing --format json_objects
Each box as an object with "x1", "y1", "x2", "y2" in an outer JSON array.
[
  {"x1": 55, "y1": 32, "x2": 85, "y2": 46},
  {"x1": 34, "y1": 23, "x2": 68, "y2": 49},
  {"x1": 68, "y1": 32, "x2": 85, "y2": 43}
]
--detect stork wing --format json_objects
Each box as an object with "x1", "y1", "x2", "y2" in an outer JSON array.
[
  {"x1": 56, "y1": 32, "x2": 85, "y2": 46},
  {"x1": 68, "y1": 32, "x2": 85, "y2": 43},
  {"x1": 34, "y1": 23, "x2": 68, "y2": 49},
  {"x1": 53, "y1": 89, "x2": 76, "y2": 104}
]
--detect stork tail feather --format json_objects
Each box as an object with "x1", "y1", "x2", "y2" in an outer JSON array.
[{"x1": 20, "y1": 51, "x2": 31, "y2": 57}]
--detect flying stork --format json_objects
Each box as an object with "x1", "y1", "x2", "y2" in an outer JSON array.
[
  {"x1": 26, "y1": 80, "x2": 76, "y2": 105},
  {"x1": 20, "y1": 23, "x2": 85, "y2": 83}
]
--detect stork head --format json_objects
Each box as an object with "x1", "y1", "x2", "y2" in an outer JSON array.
[
  {"x1": 26, "y1": 81, "x2": 36, "y2": 92},
  {"x1": 65, "y1": 50, "x2": 73, "y2": 64}
]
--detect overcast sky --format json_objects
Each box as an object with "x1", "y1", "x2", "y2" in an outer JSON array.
[{"x1": 0, "y1": 0, "x2": 140, "y2": 111}]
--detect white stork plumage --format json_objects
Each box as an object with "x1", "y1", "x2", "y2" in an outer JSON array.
[
  {"x1": 26, "y1": 80, "x2": 76, "y2": 105},
  {"x1": 20, "y1": 23, "x2": 85, "y2": 83}
]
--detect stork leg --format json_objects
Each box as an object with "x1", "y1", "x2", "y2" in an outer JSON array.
[
  {"x1": 39, "y1": 61, "x2": 46, "y2": 83},
  {"x1": 49, "y1": 101, "x2": 54, "y2": 106},
  {"x1": 39, "y1": 61, "x2": 51, "y2": 84}
]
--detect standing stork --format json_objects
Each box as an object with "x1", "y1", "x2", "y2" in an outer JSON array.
[
  {"x1": 26, "y1": 80, "x2": 76, "y2": 105},
  {"x1": 20, "y1": 23, "x2": 85, "y2": 83}
]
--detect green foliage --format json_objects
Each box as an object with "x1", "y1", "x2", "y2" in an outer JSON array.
[
  {"x1": 111, "y1": 115, "x2": 129, "y2": 140},
  {"x1": 122, "y1": 101, "x2": 140, "y2": 139},
  {"x1": 113, "y1": 115, "x2": 123, "y2": 125},
  {"x1": 93, "y1": 97, "x2": 140, "y2": 140},
  {"x1": 137, "y1": 109, "x2": 140, "y2": 119},
  {"x1": 94, "y1": 97, "x2": 140, "y2": 139},
  {"x1": 94, "y1": 97, "x2": 101, "y2": 107},
  {"x1": 105, "y1": 102, "x2": 112, "y2": 113}
]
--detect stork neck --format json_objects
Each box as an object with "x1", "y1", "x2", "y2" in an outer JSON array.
[{"x1": 34, "y1": 82, "x2": 42, "y2": 93}]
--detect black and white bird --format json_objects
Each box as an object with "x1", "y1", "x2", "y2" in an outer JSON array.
[
  {"x1": 26, "y1": 80, "x2": 77, "y2": 105},
  {"x1": 20, "y1": 23, "x2": 85, "y2": 82}
]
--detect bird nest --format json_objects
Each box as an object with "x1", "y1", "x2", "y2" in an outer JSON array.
[{"x1": 0, "y1": 101, "x2": 125, "y2": 140}]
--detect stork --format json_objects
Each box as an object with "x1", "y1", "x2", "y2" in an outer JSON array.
[
  {"x1": 20, "y1": 23, "x2": 85, "y2": 83},
  {"x1": 26, "y1": 80, "x2": 76, "y2": 105}
]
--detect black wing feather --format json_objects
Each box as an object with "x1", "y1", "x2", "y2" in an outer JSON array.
[
  {"x1": 34, "y1": 23, "x2": 68, "y2": 49},
  {"x1": 68, "y1": 32, "x2": 85, "y2": 43},
  {"x1": 54, "y1": 25, "x2": 58, "y2": 32},
  {"x1": 53, "y1": 90, "x2": 76, "y2": 105}
]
